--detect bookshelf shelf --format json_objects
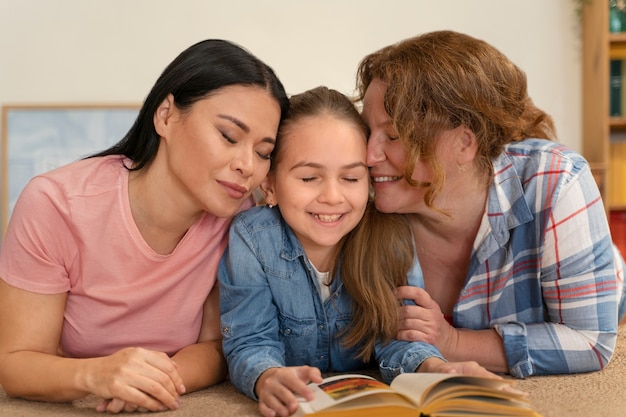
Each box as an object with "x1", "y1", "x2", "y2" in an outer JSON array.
[
  {"x1": 610, "y1": 33, "x2": 626, "y2": 58},
  {"x1": 610, "y1": 116, "x2": 626, "y2": 129},
  {"x1": 610, "y1": 32, "x2": 626, "y2": 42}
]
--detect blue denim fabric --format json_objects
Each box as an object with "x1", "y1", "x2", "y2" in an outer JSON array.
[{"x1": 219, "y1": 206, "x2": 442, "y2": 399}]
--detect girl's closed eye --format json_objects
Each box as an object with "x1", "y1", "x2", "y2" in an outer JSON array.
[{"x1": 343, "y1": 167, "x2": 369, "y2": 183}]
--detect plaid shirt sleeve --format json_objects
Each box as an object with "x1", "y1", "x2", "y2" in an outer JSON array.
[{"x1": 458, "y1": 139, "x2": 623, "y2": 378}]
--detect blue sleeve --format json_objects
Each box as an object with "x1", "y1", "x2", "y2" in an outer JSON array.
[
  {"x1": 496, "y1": 164, "x2": 619, "y2": 377},
  {"x1": 374, "y1": 339, "x2": 444, "y2": 384},
  {"x1": 373, "y1": 256, "x2": 444, "y2": 384},
  {"x1": 218, "y1": 217, "x2": 283, "y2": 400}
]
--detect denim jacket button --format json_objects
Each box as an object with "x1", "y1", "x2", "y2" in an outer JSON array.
[{"x1": 284, "y1": 328, "x2": 291, "y2": 335}]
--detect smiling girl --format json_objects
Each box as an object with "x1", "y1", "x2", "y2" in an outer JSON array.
[{"x1": 218, "y1": 86, "x2": 497, "y2": 417}]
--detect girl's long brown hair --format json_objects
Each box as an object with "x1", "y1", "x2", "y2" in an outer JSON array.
[{"x1": 340, "y1": 203, "x2": 413, "y2": 360}]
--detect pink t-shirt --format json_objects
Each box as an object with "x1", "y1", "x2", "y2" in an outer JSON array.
[{"x1": 0, "y1": 155, "x2": 248, "y2": 358}]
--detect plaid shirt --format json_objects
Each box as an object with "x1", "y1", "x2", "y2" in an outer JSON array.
[{"x1": 451, "y1": 139, "x2": 624, "y2": 378}]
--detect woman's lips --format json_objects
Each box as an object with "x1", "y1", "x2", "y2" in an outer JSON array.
[{"x1": 219, "y1": 180, "x2": 248, "y2": 199}]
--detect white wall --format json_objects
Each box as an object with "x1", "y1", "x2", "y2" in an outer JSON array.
[{"x1": 0, "y1": 0, "x2": 583, "y2": 150}]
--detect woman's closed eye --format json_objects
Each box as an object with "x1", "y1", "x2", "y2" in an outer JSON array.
[
  {"x1": 256, "y1": 151, "x2": 272, "y2": 160},
  {"x1": 256, "y1": 145, "x2": 274, "y2": 160},
  {"x1": 221, "y1": 131, "x2": 237, "y2": 144},
  {"x1": 221, "y1": 129, "x2": 273, "y2": 161}
]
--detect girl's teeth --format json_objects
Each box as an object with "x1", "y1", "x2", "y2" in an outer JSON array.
[{"x1": 315, "y1": 214, "x2": 341, "y2": 222}]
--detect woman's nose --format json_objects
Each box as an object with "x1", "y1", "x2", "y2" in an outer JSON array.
[
  {"x1": 231, "y1": 148, "x2": 254, "y2": 177},
  {"x1": 366, "y1": 134, "x2": 386, "y2": 166}
]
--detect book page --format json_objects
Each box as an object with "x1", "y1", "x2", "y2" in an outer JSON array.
[
  {"x1": 298, "y1": 374, "x2": 400, "y2": 413},
  {"x1": 296, "y1": 373, "x2": 535, "y2": 417},
  {"x1": 390, "y1": 373, "x2": 516, "y2": 407}
]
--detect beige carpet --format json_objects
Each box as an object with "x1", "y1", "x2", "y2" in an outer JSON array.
[{"x1": 1, "y1": 324, "x2": 625, "y2": 416}]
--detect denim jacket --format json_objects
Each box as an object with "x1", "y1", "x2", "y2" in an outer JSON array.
[{"x1": 219, "y1": 206, "x2": 442, "y2": 400}]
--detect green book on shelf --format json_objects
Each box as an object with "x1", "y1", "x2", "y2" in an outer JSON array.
[
  {"x1": 620, "y1": 59, "x2": 626, "y2": 117},
  {"x1": 611, "y1": 59, "x2": 622, "y2": 117}
]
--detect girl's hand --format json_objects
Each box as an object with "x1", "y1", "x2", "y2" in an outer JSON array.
[
  {"x1": 255, "y1": 366, "x2": 323, "y2": 417},
  {"x1": 418, "y1": 358, "x2": 526, "y2": 396},
  {"x1": 418, "y1": 357, "x2": 502, "y2": 379}
]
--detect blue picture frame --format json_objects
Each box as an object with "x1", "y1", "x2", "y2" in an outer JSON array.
[{"x1": 1, "y1": 104, "x2": 139, "y2": 238}]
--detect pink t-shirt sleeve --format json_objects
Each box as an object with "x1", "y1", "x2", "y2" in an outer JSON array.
[{"x1": 0, "y1": 175, "x2": 76, "y2": 294}]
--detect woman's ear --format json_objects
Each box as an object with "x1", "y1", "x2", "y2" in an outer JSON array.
[
  {"x1": 260, "y1": 175, "x2": 277, "y2": 206},
  {"x1": 456, "y1": 125, "x2": 478, "y2": 165},
  {"x1": 153, "y1": 94, "x2": 176, "y2": 138}
]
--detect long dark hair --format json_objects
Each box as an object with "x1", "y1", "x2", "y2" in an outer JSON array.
[{"x1": 89, "y1": 39, "x2": 289, "y2": 170}]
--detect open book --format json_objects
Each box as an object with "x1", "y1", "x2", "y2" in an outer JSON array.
[{"x1": 292, "y1": 373, "x2": 541, "y2": 417}]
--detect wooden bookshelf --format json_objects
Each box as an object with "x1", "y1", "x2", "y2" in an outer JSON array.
[
  {"x1": 582, "y1": 1, "x2": 626, "y2": 211},
  {"x1": 610, "y1": 32, "x2": 626, "y2": 43},
  {"x1": 610, "y1": 117, "x2": 626, "y2": 129},
  {"x1": 611, "y1": 142, "x2": 626, "y2": 208}
]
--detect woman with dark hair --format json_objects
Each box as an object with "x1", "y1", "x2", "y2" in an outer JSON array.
[
  {"x1": 352, "y1": 30, "x2": 626, "y2": 379},
  {"x1": 0, "y1": 39, "x2": 288, "y2": 413}
]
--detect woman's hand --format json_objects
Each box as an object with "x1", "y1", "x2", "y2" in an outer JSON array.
[
  {"x1": 255, "y1": 366, "x2": 323, "y2": 417},
  {"x1": 83, "y1": 347, "x2": 185, "y2": 413},
  {"x1": 395, "y1": 286, "x2": 458, "y2": 356},
  {"x1": 96, "y1": 399, "x2": 149, "y2": 413},
  {"x1": 395, "y1": 286, "x2": 510, "y2": 373}
]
